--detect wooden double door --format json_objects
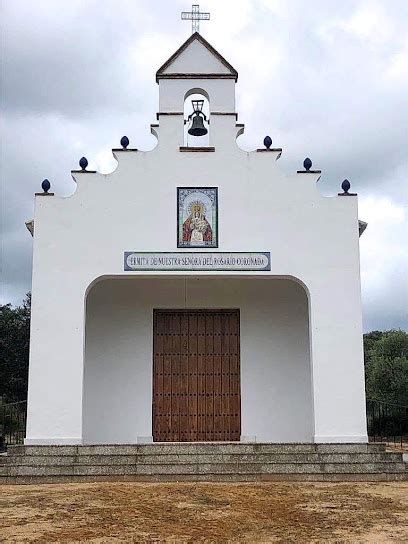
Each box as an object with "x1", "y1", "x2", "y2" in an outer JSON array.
[{"x1": 153, "y1": 309, "x2": 241, "y2": 442}]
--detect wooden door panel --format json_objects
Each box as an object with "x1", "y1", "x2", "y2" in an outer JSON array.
[
  {"x1": 229, "y1": 312, "x2": 241, "y2": 441},
  {"x1": 179, "y1": 313, "x2": 188, "y2": 442},
  {"x1": 170, "y1": 313, "x2": 181, "y2": 441},
  {"x1": 162, "y1": 313, "x2": 172, "y2": 440},
  {"x1": 188, "y1": 313, "x2": 198, "y2": 441},
  {"x1": 153, "y1": 312, "x2": 164, "y2": 441},
  {"x1": 197, "y1": 313, "x2": 206, "y2": 441},
  {"x1": 204, "y1": 312, "x2": 215, "y2": 441},
  {"x1": 221, "y1": 314, "x2": 230, "y2": 441},
  {"x1": 213, "y1": 313, "x2": 222, "y2": 440},
  {"x1": 153, "y1": 309, "x2": 240, "y2": 442}
]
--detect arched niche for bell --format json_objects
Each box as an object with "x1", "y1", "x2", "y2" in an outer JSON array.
[{"x1": 184, "y1": 88, "x2": 210, "y2": 147}]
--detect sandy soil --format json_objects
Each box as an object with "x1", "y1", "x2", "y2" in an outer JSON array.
[{"x1": 0, "y1": 481, "x2": 407, "y2": 543}]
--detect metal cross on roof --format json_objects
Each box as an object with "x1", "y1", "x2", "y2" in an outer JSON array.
[{"x1": 181, "y1": 4, "x2": 210, "y2": 34}]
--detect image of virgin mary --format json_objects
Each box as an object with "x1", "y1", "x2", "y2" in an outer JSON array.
[{"x1": 182, "y1": 201, "x2": 213, "y2": 244}]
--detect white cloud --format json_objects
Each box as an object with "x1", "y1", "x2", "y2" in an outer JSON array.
[
  {"x1": 340, "y1": 3, "x2": 393, "y2": 45},
  {"x1": 386, "y1": 38, "x2": 408, "y2": 84},
  {"x1": 359, "y1": 196, "x2": 408, "y2": 331},
  {"x1": 206, "y1": 0, "x2": 254, "y2": 37}
]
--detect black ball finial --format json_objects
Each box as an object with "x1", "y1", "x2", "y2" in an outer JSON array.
[
  {"x1": 303, "y1": 157, "x2": 312, "y2": 171},
  {"x1": 79, "y1": 157, "x2": 88, "y2": 171},
  {"x1": 263, "y1": 135, "x2": 272, "y2": 149},
  {"x1": 341, "y1": 179, "x2": 351, "y2": 194},
  {"x1": 41, "y1": 179, "x2": 51, "y2": 193},
  {"x1": 120, "y1": 136, "x2": 129, "y2": 149}
]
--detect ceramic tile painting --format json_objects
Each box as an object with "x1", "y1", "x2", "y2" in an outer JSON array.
[{"x1": 177, "y1": 187, "x2": 218, "y2": 248}]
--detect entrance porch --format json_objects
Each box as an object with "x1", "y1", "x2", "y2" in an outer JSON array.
[{"x1": 83, "y1": 277, "x2": 313, "y2": 444}]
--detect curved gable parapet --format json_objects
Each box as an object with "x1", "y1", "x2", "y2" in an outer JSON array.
[{"x1": 31, "y1": 31, "x2": 360, "y2": 242}]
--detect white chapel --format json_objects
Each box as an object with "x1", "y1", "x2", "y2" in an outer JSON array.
[{"x1": 25, "y1": 32, "x2": 368, "y2": 446}]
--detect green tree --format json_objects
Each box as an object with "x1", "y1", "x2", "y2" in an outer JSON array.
[
  {"x1": 363, "y1": 330, "x2": 385, "y2": 365},
  {"x1": 364, "y1": 330, "x2": 408, "y2": 406},
  {"x1": 0, "y1": 294, "x2": 31, "y2": 403}
]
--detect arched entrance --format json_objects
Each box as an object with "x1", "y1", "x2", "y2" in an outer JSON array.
[{"x1": 82, "y1": 277, "x2": 313, "y2": 443}]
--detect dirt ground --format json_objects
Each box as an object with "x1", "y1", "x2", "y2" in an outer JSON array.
[{"x1": 0, "y1": 481, "x2": 407, "y2": 543}]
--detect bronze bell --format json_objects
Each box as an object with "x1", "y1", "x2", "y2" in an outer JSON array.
[{"x1": 188, "y1": 112, "x2": 208, "y2": 137}]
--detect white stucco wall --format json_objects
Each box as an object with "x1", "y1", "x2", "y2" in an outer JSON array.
[
  {"x1": 159, "y1": 79, "x2": 235, "y2": 113},
  {"x1": 83, "y1": 278, "x2": 312, "y2": 443},
  {"x1": 25, "y1": 34, "x2": 368, "y2": 444},
  {"x1": 162, "y1": 39, "x2": 232, "y2": 75}
]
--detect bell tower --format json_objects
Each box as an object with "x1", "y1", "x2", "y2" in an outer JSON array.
[{"x1": 154, "y1": 33, "x2": 242, "y2": 150}]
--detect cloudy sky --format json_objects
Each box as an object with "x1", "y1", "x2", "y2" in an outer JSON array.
[{"x1": 1, "y1": 0, "x2": 407, "y2": 331}]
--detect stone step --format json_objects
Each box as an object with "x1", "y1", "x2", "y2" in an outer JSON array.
[
  {"x1": 2, "y1": 472, "x2": 407, "y2": 484},
  {"x1": 1, "y1": 462, "x2": 406, "y2": 478},
  {"x1": 7, "y1": 442, "x2": 388, "y2": 456},
  {"x1": 0, "y1": 452, "x2": 403, "y2": 466},
  {"x1": 3, "y1": 443, "x2": 405, "y2": 483}
]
